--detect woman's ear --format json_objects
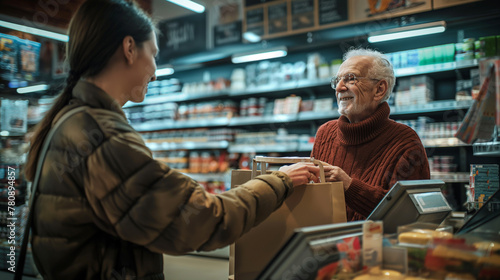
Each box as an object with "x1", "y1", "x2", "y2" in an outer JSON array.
[
  {"x1": 122, "y1": 35, "x2": 136, "y2": 65},
  {"x1": 374, "y1": 79, "x2": 388, "y2": 102}
]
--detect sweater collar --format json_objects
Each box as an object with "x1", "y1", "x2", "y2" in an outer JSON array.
[
  {"x1": 72, "y1": 80, "x2": 127, "y2": 119},
  {"x1": 337, "y1": 102, "x2": 391, "y2": 145}
]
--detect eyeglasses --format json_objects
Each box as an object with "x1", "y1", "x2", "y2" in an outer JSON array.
[{"x1": 331, "y1": 73, "x2": 379, "y2": 89}]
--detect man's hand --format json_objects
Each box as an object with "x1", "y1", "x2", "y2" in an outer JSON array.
[
  {"x1": 319, "y1": 161, "x2": 352, "y2": 190},
  {"x1": 278, "y1": 162, "x2": 320, "y2": 187}
]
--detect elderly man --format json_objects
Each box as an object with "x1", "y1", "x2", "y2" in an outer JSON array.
[{"x1": 311, "y1": 48, "x2": 430, "y2": 221}]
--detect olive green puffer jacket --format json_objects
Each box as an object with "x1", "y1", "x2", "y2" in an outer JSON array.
[{"x1": 31, "y1": 80, "x2": 293, "y2": 280}]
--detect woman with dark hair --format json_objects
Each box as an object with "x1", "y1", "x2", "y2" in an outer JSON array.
[{"x1": 24, "y1": 0, "x2": 320, "y2": 279}]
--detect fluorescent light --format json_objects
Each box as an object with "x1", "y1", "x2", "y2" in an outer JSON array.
[
  {"x1": 156, "y1": 67, "x2": 175, "y2": 76},
  {"x1": 0, "y1": 20, "x2": 68, "y2": 42},
  {"x1": 243, "y1": 32, "x2": 261, "y2": 43},
  {"x1": 232, "y1": 46, "x2": 288, "y2": 64},
  {"x1": 16, "y1": 84, "x2": 49, "y2": 94},
  {"x1": 0, "y1": 131, "x2": 9, "y2": 137},
  {"x1": 167, "y1": 0, "x2": 205, "y2": 13},
  {"x1": 368, "y1": 21, "x2": 446, "y2": 43}
]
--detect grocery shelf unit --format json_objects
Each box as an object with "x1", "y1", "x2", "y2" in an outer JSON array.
[
  {"x1": 123, "y1": 2, "x2": 500, "y2": 211},
  {"x1": 127, "y1": 64, "x2": 485, "y2": 210}
]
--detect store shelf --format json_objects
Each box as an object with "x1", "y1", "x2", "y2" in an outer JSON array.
[
  {"x1": 422, "y1": 138, "x2": 470, "y2": 148},
  {"x1": 298, "y1": 142, "x2": 314, "y2": 152},
  {"x1": 123, "y1": 90, "x2": 229, "y2": 108},
  {"x1": 229, "y1": 114, "x2": 297, "y2": 126},
  {"x1": 146, "y1": 140, "x2": 229, "y2": 151},
  {"x1": 132, "y1": 117, "x2": 230, "y2": 131},
  {"x1": 130, "y1": 100, "x2": 473, "y2": 132},
  {"x1": 123, "y1": 60, "x2": 479, "y2": 108},
  {"x1": 229, "y1": 78, "x2": 331, "y2": 97},
  {"x1": 297, "y1": 110, "x2": 339, "y2": 121},
  {"x1": 394, "y1": 59, "x2": 478, "y2": 77},
  {"x1": 228, "y1": 143, "x2": 299, "y2": 153},
  {"x1": 292, "y1": 138, "x2": 468, "y2": 153},
  {"x1": 431, "y1": 172, "x2": 469, "y2": 183},
  {"x1": 0, "y1": 131, "x2": 26, "y2": 137},
  {"x1": 473, "y1": 141, "x2": 500, "y2": 156},
  {"x1": 390, "y1": 100, "x2": 473, "y2": 115},
  {"x1": 147, "y1": 60, "x2": 478, "y2": 102}
]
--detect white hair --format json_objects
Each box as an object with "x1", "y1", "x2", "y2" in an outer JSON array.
[{"x1": 343, "y1": 48, "x2": 395, "y2": 102}]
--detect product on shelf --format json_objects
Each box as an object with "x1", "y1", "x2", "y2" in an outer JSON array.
[
  {"x1": 307, "y1": 53, "x2": 321, "y2": 80},
  {"x1": 241, "y1": 97, "x2": 267, "y2": 116},
  {"x1": 146, "y1": 78, "x2": 181, "y2": 96},
  {"x1": 233, "y1": 128, "x2": 302, "y2": 149},
  {"x1": 124, "y1": 102, "x2": 178, "y2": 124},
  {"x1": 185, "y1": 150, "x2": 230, "y2": 174},
  {"x1": 386, "y1": 44, "x2": 455, "y2": 69},
  {"x1": 330, "y1": 59, "x2": 342, "y2": 77},
  {"x1": 313, "y1": 98, "x2": 334, "y2": 112},
  {"x1": 469, "y1": 164, "x2": 499, "y2": 207},
  {"x1": 181, "y1": 77, "x2": 230, "y2": 95},
  {"x1": 428, "y1": 155, "x2": 457, "y2": 173},
  {"x1": 230, "y1": 68, "x2": 246, "y2": 90},
  {"x1": 394, "y1": 75, "x2": 434, "y2": 106},
  {"x1": 154, "y1": 150, "x2": 189, "y2": 173},
  {"x1": 181, "y1": 100, "x2": 236, "y2": 120},
  {"x1": 456, "y1": 78, "x2": 474, "y2": 101},
  {"x1": 0, "y1": 33, "x2": 19, "y2": 82},
  {"x1": 18, "y1": 38, "x2": 41, "y2": 81},
  {"x1": 397, "y1": 118, "x2": 460, "y2": 140},
  {"x1": 198, "y1": 180, "x2": 226, "y2": 194},
  {"x1": 0, "y1": 99, "x2": 29, "y2": 134},
  {"x1": 299, "y1": 99, "x2": 314, "y2": 112},
  {"x1": 143, "y1": 128, "x2": 238, "y2": 144},
  {"x1": 456, "y1": 38, "x2": 476, "y2": 62},
  {"x1": 273, "y1": 95, "x2": 301, "y2": 115}
]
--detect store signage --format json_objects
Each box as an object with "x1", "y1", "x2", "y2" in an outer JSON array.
[
  {"x1": 245, "y1": 0, "x2": 279, "y2": 7},
  {"x1": 243, "y1": 0, "x2": 349, "y2": 39},
  {"x1": 245, "y1": 7, "x2": 265, "y2": 37},
  {"x1": 158, "y1": 13, "x2": 207, "y2": 62},
  {"x1": 318, "y1": 0, "x2": 348, "y2": 26},
  {"x1": 350, "y1": 0, "x2": 431, "y2": 23},
  {"x1": 291, "y1": 0, "x2": 314, "y2": 30},
  {"x1": 214, "y1": 21, "x2": 243, "y2": 47},
  {"x1": 433, "y1": 0, "x2": 481, "y2": 9},
  {"x1": 268, "y1": 2, "x2": 288, "y2": 34}
]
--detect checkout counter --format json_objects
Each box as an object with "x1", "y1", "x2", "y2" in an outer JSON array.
[{"x1": 232, "y1": 180, "x2": 500, "y2": 280}]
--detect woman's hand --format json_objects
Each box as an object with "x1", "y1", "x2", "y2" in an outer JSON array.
[
  {"x1": 319, "y1": 161, "x2": 352, "y2": 190},
  {"x1": 278, "y1": 162, "x2": 320, "y2": 187}
]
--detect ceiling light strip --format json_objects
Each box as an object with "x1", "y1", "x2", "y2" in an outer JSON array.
[
  {"x1": 166, "y1": 0, "x2": 205, "y2": 13},
  {"x1": 368, "y1": 21, "x2": 446, "y2": 43},
  {"x1": 0, "y1": 20, "x2": 68, "y2": 42},
  {"x1": 232, "y1": 47, "x2": 288, "y2": 64},
  {"x1": 16, "y1": 84, "x2": 49, "y2": 94}
]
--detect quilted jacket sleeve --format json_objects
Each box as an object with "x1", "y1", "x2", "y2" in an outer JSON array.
[{"x1": 83, "y1": 110, "x2": 293, "y2": 255}]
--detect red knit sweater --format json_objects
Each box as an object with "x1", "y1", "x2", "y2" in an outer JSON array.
[{"x1": 311, "y1": 102, "x2": 430, "y2": 221}]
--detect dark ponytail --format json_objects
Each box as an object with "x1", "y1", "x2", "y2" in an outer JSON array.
[{"x1": 24, "y1": 0, "x2": 154, "y2": 181}]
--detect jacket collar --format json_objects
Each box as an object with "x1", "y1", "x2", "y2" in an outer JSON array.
[
  {"x1": 337, "y1": 102, "x2": 391, "y2": 145},
  {"x1": 71, "y1": 80, "x2": 127, "y2": 119}
]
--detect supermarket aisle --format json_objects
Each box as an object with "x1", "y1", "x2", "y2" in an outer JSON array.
[{"x1": 163, "y1": 254, "x2": 229, "y2": 280}]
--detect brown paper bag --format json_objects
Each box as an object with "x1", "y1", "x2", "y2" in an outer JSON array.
[{"x1": 229, "y1": 157, "x2": 346, "y2": 280}]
